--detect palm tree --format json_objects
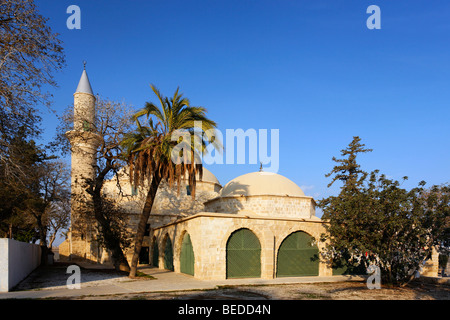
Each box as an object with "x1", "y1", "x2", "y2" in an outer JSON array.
[{"x1": 121, "y1": 85, "x2": 221, "y2": 277}]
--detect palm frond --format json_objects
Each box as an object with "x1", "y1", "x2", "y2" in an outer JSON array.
[{"x1": 122, "y1": 85, "x2": 222, "y2": 199}]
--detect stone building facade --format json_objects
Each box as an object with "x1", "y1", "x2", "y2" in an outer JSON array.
[
  {"x1": 59, "y1": 67, "x2": 439, "y2": 280},
  {"x1": 151, "y1": 213, "x2": 330, "y2": 280}
]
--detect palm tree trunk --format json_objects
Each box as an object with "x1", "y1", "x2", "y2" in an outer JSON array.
[{"x1": 129, "y1": 171, "x2": 161, "y2": 278}]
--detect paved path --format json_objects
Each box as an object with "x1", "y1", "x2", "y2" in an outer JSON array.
[{"x1": 0, "y1": 265, "x2": 365, "y2": 300}]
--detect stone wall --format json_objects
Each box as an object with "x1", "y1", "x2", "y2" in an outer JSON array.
[
  {"x1": 103, "y1": 173, "x2": 221, "y2": 218},
  {"x1": 151, "y1": 213, "x2": 332, "y2": 280},
  {"x1": 58, "y1": 239, "x2": 70, "y2": 261},
  {"x1": 421, "y1": 247, "x2": 439, "y2": 277},
  {"x1": 204, "y1": 195, "x2": 316, "y2": 218},
  {"x1": 73, "y1": 92, "x2": 96, "y2": 131},
  {"x1": 67, "y1": 169, "x2": 221, "y2": 263},
  {"x1": 444, "y1": 258, "x2": 450, "y2": 276}
]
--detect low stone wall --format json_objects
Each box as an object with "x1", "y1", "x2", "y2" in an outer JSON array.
[
  {"x1": 444, "y1": 259, "x2": 450, "y2": 276},
  {"x1": 0, "y1": 238, "x2": 41, "y2": 292},
  {"x1": 421, "y1": 247, "x2": 439, "y2": 278}
]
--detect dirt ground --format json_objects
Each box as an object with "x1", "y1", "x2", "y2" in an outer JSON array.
[
  {"x1": 65, "y1": 282, "x2": 450, "y2": 300},
  {"x1": 12, "y1": 263, "x2": 449, "y2": 300},
  {"x1": 72, "y1": 281, "x2": 449, "y2": 300}
]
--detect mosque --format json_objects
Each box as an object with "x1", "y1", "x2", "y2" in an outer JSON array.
[{"x1": 58, "y1": 68, "x2": 439, "y2": 280}]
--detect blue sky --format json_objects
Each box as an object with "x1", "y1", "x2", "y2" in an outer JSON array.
[{"x1": 35, "y1": 0, "x2": 450, "y2": 205}]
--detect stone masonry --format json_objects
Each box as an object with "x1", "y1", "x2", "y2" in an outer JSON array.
[{"x1": 151, "y1": 213, "x2": 332, "y2": 280}]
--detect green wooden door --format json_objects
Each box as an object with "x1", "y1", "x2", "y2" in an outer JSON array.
[
  {"x1": 164, "y1": 237, "x2": 174, "y2": 271},
  {"x1": 180, "y1": 233, "x2": 195, "y2": 276},
  {"x1": 226, "y1": 228, "x2": 261, "y2": 279},
  {"x1": 277, "y1": 231, "x2": 319, "y2": 277},
  {"x1": 152, "y1": 240, "x2": 159, "y2": 267}
]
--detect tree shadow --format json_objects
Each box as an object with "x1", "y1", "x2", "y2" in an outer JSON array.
[
  {"x1": 410, "y1": 279, "x2": 450, "y2": 300},
  {"x1": 326, "y1": 278, "x2": 450, "y2": 300},
  {"x1": 12, "y1": 262, "x2": 128, "y2": 291}
]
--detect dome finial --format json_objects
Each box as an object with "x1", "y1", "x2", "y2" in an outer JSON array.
[
  {"x1": 259, "y1": 162, "x2": 263, "y2": 172},
  {"x1": 83, "y1": 60, "x2": 87, "y2": 70}
]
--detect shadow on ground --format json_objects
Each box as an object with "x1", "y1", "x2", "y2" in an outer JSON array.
[
  {"x1": 13, "y1": 262, "x2": 129, "y2": 291},
  {"x1": 173, "y1": 288, "x2": 271, "y2": 300}
]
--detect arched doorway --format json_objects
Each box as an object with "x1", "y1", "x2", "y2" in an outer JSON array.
[
  {"x1": 139, "y1": 246, "x2": 149, "y2": 264},
  {"x1": 180, "y1": 233, "x2": 195, "y2": 276},
  {"x1": 276, "y1": 231, "x2": 319, "y2": 277},
  {"x1": 226, "y1": 228, "x2": 261, "y2": 279},
  {"x1": 151, "y1": 238, "x2": 159, "y2": 267},
  {"x1": 163, "y1": 236, "x2": 174, "y2": 271}
]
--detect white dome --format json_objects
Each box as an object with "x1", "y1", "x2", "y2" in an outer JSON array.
[{"x1": 220, "y1": 171, "x2": 305, "y2": 198}]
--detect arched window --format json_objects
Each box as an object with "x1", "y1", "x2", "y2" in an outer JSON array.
[{"x1": 226, "y1": 228, "x2": 261, "y2": 279}]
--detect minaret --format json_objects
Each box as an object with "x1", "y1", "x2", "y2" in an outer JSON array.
[{"x1": 66, "y1": 63, "x2": 102, "y2": 260}]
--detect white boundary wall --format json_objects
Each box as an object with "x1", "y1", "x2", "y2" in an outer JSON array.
[{"x1": 0, "y1": 238, "x2": 41, "y2": 292}]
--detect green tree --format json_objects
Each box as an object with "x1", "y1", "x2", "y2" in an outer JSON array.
[
  {"x1": 20, "y1": 160, "x2": 70, "y2": 264},
  {"x1": 0, "y1": 127, "x2": 46, "y2": 238},
  {"x1": 319, "y1": 137, "x2": 449, "y2": 286},
  {"x1": 319, "y1": 136, "x2": 372, "y2": 275},
  {"x1": 0, "y1": 128, "x2": 70, "y2": 264},
  {"x1": 420, "y1": 184, "x2": 450, "y2": 257},
  {"x1": 122, "y1": 85, "x2": 221, "y2": 277},
  {"x1": 324, "y1": 136, "x2": 372, "y2": 191},
  {"x1": 0, "y1": 0, "x2": 67, "y2": 261}
]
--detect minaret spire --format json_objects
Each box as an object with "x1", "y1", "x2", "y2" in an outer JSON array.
[{"x1": 75, "y1": 61, "x2": 94, "y2": 95}]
